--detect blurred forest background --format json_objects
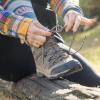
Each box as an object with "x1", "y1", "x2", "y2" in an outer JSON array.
[{"x1": 62, "y1": 0, "x2": 100, "y2": 74}]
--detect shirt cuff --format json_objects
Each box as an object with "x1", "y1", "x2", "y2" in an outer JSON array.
[{"x1": 62, "y1": 6, "x2": 83, "y2": 17}]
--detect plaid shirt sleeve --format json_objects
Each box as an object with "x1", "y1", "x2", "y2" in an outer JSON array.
[
  {"x1": 50, "y1": 0, "x2": 83, "y2": 17},
  {"x1": 0, "y1": 0, "x2": 37, "y2": 43}
]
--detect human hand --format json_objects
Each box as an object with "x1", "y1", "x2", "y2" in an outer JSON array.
[
  {"x1": 26, "y1": 21, "x2": 51, "y2": 48},
  {"x1": 63, "y1": 10, "x2": 96, "y2": 32}
]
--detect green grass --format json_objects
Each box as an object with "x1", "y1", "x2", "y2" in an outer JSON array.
[{"x1": 63, "y1": 25, "x2": 100, "y2": 73}]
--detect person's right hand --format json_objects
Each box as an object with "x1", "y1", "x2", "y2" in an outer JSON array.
[{"x1": 26, "y1": 21, "x2": 52, "y2": 48}]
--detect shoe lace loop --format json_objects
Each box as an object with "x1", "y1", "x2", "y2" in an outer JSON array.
[
  {"x1": 49, "y1": 24, "x2": 86, "y2": 55},
  {"x1": 42, "y1": 24, "x2": 86, "y2": 64}
]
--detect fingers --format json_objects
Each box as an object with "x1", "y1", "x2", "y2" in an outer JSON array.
[
  {"x1": 26, "y1": 21, "x2": 52, "y2": 48},
  {"x1": 73, "y1": 15, "x2": 81, "y2": 32},
  {"x1": 35, "y1": 22, "x2": 50, "y2": 31},
  {"x1": 27, "y1": 33, "x2": 46, "y2": 44},
  {"x1": 72, "y1": 16, "x2": 96, "y2": 32},
  {"x1": 27, "y1": 38, "x2": 44, "y2": 48},
  {"x1": 27, "y1": 33, "x2": 46, "y2": 48},
  {"x1": 64, "y1": 11, "x2": 96, "y2": 33},
  {"x1": 80, "y1": 17, "x2": 97, "y2": 26},
  {"x1": 28, "y1": 22, "x2": 52, "y2": 36},
  {"x1": 33, "y1": 21, "x2": 51, "y2": 35},
  {"x1": 34, "y1": 27, "x2": 52, "y2": 36},
  {"x1": 64, "y1": 13, "x2": 76, "y2": 32}
]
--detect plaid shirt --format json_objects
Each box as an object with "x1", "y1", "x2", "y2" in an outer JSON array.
[{"x1": 0, "y1": 0, "x2": 81, "y2": 40}]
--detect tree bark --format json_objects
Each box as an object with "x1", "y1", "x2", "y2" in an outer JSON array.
[{"x1": 0, "y1": 75, "x2": 100, "y2": 100}]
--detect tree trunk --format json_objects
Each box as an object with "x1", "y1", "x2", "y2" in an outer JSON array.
[{"x1": 0, "y1": 75, "x2": 100, "y2": 100}]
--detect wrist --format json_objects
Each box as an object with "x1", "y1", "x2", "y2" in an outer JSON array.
[{"x1": 64, "y1": 10, "x2": 82, "y2": 19}]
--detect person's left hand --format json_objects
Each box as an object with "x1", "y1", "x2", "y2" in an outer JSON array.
[{"x1": 63, "y1": 10, "x2": 96, "y2": 32}]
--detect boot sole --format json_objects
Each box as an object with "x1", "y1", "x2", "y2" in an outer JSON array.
[{"x1": 37, "y1": 60, "x2": 83, "y2": 79}]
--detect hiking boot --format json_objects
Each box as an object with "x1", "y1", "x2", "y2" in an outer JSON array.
[{"x1": 32, "y1": 34, "x2": 83, "y2": 79}]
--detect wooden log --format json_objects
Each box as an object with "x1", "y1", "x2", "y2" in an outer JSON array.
[{"x1": 0, "y1": 75, "x2": 100, "y2": 100}]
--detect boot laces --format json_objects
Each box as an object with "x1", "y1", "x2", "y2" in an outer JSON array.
[
  {"x1": 43, "y1": 36, "x2": 69, "y2": 66},
  {"x1": 42, "y1": 24, "x2": 86, "y2": 64}
]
